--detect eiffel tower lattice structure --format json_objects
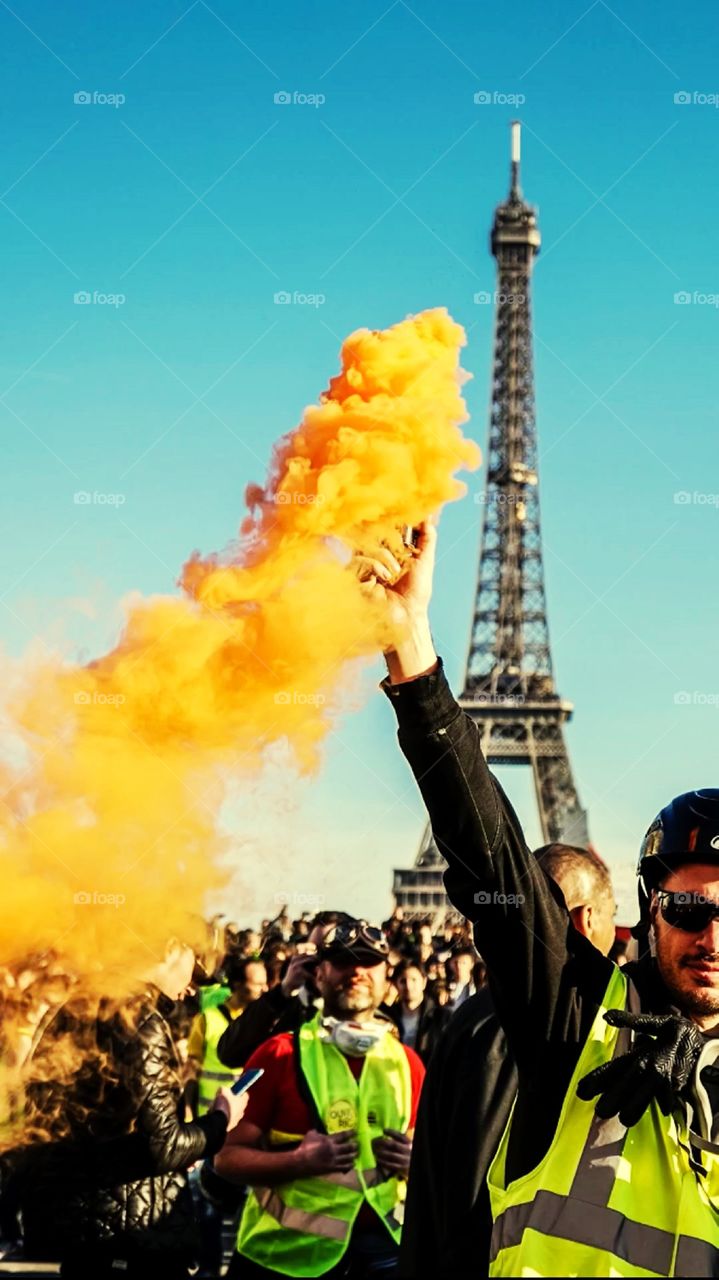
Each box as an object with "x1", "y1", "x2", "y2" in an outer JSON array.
[{"x1": 392, "y1": 122, "x2": 588, "y2": 927}]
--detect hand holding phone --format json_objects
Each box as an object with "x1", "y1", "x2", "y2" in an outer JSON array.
[{"x1": 231, "y1": 1067, "x2": 265, "y2": 1096}]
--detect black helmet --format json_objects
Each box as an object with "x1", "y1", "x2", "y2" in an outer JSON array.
[
  {"x1": 634, "y1": 790, "x2": 719, "y2": 934},
  {"x1": 638, "y1": 790, "x2": 719, "y2": 889}
]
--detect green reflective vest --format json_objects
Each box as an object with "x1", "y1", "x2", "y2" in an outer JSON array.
[
  {"x1": 489, "y1": 965, "x2": 719, "y2": 1277},
  {"x1": 197, "y1": 1003, "x2": 243, "y2": 1116},
  {"x1": 199, "y1": 982, "x2": 231, "y2": 1012},
  {"x1": 236, "y1": 1012, "x2": 412, "y2": 1277}
]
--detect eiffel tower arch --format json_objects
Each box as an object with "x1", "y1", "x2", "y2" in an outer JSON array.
[{"x1": 393, "y1": 122, "x2": 588, "y2": 925}]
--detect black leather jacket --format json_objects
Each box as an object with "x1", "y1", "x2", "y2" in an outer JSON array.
[{"x1": 13, "y1": 987, "x2": 227, "y2": 1266}]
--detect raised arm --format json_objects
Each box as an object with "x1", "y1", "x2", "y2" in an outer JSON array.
[{"x1": 363, "y1": 523, "x2": 610, "y2": 1065}]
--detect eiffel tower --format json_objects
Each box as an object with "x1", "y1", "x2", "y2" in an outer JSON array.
[{"x1": 393, "y1": 122, "x2": 588, "y2": 925}]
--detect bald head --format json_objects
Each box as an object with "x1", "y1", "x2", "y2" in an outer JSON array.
[{"x1": 536, "y1": 843, "x2": 616, "y2": 956}]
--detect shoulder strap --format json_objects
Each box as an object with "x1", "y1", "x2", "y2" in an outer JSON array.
[{"x1": 292, "y1": 1018, "x2": 325, "y2": 1133}]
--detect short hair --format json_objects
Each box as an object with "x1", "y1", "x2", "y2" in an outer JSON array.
[
  {"x1": 394, "y1": 958, "x2": 426, "y2": 980},
  {"x1": 535, "y1": 843, "x2": 613, "y2": 911},
  {"x1": 451, "y1": 945, "x2": 477, "y2": 961},
  {"x1": 226, "y1": 956, "x2": 266, "y2": 987}
]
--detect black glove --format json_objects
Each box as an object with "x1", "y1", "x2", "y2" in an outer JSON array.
[{"x1": 576, "y1": 1009, "x2": 704, "y2": 1128}]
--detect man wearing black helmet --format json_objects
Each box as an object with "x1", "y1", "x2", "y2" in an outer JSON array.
[{"x1": 363, "y1": 522, "x2": 719, "y2": 1279}]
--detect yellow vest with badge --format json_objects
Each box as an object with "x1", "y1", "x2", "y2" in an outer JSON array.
[
  {"x1": 236, "y1": 1011, "x2": 413, "y2": 1277},
  {"x1": 197, "y1": 1003, "x2": 244, "y2": 1116},
  {"x1": 489, "y1": 965, "x2": 719, "y2": 1277}
]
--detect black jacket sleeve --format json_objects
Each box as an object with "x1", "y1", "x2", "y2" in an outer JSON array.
[
  {"x1": 132, "y1": 1010, "x2": 227, "y2": 1172},
  {"x1": 383, "y1": 660, "x2": 612, "y2": 1070},
  {"x1": 217, "y1": 987, "x2": 300, "y2": 1068},
  {"x1": 383, "y1": 655, "x2": 614, "y2": 1176}
]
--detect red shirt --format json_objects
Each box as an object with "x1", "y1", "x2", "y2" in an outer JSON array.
[{"x1": 242, "y1": 1029, "x2": 425, "y2": 1139}]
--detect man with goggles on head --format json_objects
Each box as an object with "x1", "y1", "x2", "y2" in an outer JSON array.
[
  {"x1": 215, "y1": 918, "x2": 425, "y2": 1279},
  {"x1": 369, "y1": 519, "x2": 719, "y2": 1278}
]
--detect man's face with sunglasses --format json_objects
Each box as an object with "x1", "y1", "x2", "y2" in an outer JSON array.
[{"x1": 652, "y1": 864, "x2": 719, "y2": 1026}]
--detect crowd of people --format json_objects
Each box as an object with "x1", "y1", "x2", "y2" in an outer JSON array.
[{"x1": 2, "y1": 519, "x2": 719, "y2": 1279}]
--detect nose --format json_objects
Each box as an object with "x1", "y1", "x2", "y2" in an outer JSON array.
[{"x1": 697, "y1": 916, "x2": 719, "y2": 952}]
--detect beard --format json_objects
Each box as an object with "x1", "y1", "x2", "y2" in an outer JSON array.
[
  {"x1": 659, "y1": 952, "x2": 719, "y2": 1018},
  {"x1": 324, "y1": 985, "x2": 375, "y2": 1018}
]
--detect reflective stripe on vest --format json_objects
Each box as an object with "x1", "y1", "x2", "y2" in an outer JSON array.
[
  {"x1": 197, "y1": 1003, "x2": 243, "y2": 1114},
  {"x1": 236, "y1": 1011, "x2": 412, "y2": 1277},
  {"x1": 489, "y1": 968, "x2": 719, "y2": 1278}
]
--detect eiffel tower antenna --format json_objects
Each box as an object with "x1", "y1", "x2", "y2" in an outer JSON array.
[{"x1": 393, "y1": 122, "x2": 588, "y2": 923}]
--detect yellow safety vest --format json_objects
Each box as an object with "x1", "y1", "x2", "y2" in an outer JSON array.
[
  {"x1": 236, "y1": 1011, "x2": 412, "y2": 1277},
  {"x1": 197, "y1": 1003, "x2": 243, "y2": 1116},
  {"x1": 489, "y1": 965, "x2": 719, "y2": 1277}
]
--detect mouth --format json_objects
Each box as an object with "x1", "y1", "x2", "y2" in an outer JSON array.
[{"x1": 685, "y1": 960, "x2": 719, "y2": 982}]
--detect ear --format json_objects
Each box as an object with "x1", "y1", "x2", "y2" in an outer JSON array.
[{"x1": 569, "y1": 903, "x2": 592, "y2": 940}]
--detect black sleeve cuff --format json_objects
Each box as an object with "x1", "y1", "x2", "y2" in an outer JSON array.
[
  {"x1": 196, "y1": 1110, "x2": 228, "y2": 1158},
  {"x1": 380, "y1": 657, "x2": 461, "y2": 737}
]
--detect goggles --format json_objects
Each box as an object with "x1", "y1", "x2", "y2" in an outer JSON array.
[
  {"x1": 657, "y1": 890, "x2": 719, "y2": 934},
  {"x1": 321, "y1": 920, "x2": 389, "y2": 960}
]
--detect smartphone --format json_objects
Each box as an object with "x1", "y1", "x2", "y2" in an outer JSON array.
[{"x1": 231, "y1": 1067, "x2": 265, "y2": 1096}]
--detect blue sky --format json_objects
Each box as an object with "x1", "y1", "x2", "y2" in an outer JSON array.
[{"x1": 1, "y1": 0, "x2": 718, "y2": 924}]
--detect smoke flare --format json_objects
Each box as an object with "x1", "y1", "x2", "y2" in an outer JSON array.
[{"x1": 0, "y1": 308, "x2": 479, "y2": 1096}]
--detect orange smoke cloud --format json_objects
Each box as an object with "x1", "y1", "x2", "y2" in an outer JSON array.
[{"x1": 0, "y1": 308, "x2": 479, "y2": 1001}]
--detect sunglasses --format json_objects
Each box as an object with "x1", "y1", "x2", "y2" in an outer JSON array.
[
  {"x1": 322, "y1": 920, "x2": 389, "y2": 956},
  {"x1": 657, "y1": 891, "x2": 719, "y2": 933}
]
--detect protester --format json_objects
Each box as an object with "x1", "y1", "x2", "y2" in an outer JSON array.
[
  {"x1": 401, "y1": 843, "x2": 617, "y2": 1276},
  {"x1": 385, "y1": 959, "x2": 450, "y2": 1065},
  {"x1": 217, "y1": 910, "x2": 354, "y2": 1069},
  {"x1": 373, "y1": 519, "x2": 719, "y2": 1278},
  {"x1": 215, "y1": 920, "x2": 425, "y2": 1278},
  {"x1": 189, "y1": 958, "x2": 269, "y2": 1118},
  {"x1": 446, "y1": 946, "x2": 478, "y2": 1009},
  {"x1": 11, "y1": 939, "x2": 247, "y2": 1279}
]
